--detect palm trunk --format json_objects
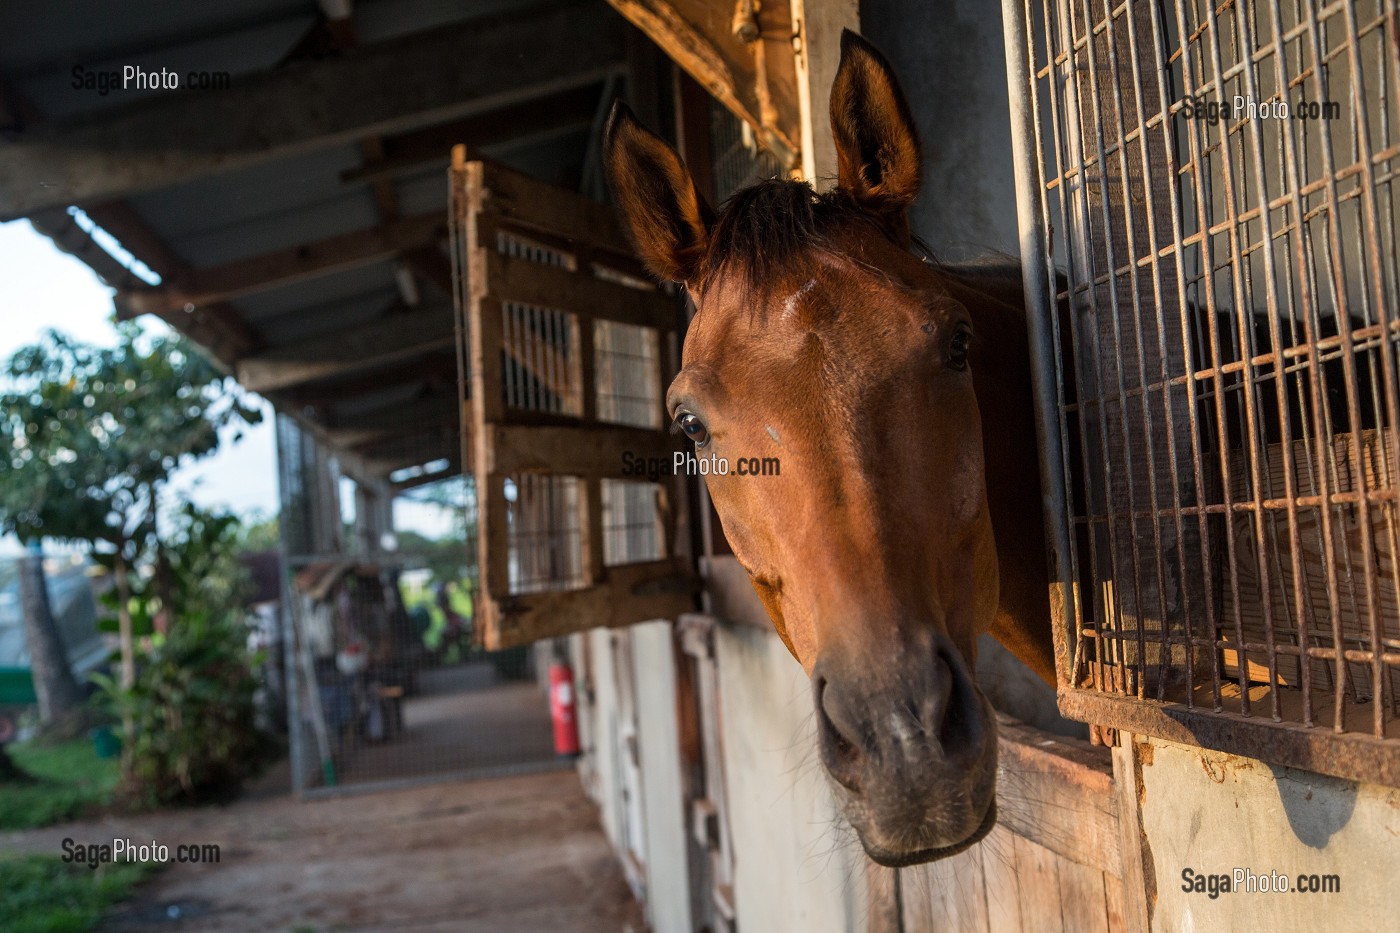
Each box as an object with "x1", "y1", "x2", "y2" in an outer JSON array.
[{"x1": 17, "y1": 552, "x2": 83, "y2": 725}]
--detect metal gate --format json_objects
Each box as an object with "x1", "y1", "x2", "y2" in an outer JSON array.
[{"x1": 1005, "y1": 0, "x2": 1400, "y2": 783}]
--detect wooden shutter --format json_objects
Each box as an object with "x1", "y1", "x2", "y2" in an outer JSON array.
[{"x1": 449, "y1": 149, "x2": 694, "y2": 650}]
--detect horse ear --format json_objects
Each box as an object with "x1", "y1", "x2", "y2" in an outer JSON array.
[
  {"x1": 603, "y1": 101, "x2": 714, "y2": 284},
  {"x1": 829, "y1": 30, "x2": 921, "y2": 226}
]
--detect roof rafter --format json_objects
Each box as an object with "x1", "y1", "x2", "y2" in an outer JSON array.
[
  {"x1": 117, "y1": 211, "x2": 445, "y2": 317},
  {"x1": 235, "y1": 302, "x2": 454, "y2": 394},
  {"x1": 0, "y1": 3, "x2": 626, "y2": 219}
]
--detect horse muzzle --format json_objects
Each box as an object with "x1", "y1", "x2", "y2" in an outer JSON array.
[{"x1": 812, "y1": 629, "x2": 998, "y2": 866}]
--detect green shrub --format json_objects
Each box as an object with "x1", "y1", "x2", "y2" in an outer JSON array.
[
  {"x1": 92, "y1": 611, "x2": 271, "y2": 808},
  {"x1": 90, "y1": 503, "x2": 275, "y2": 807}
]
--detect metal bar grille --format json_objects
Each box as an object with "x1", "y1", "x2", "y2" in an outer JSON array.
[
  {"x1": 506, "y1": 474, "x2": 585, "y2": 595},
  {"x1": 1016, "y1": 0, "x2": 1400, "y2": 781},
  {"x1": 602, "y1": 478, "x2": 665, "y2": 565},
  {"x1": 595, "y1": 319, "x2": 663, "y2": 429}
]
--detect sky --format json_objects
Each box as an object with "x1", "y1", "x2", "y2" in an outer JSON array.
[{"x1": 0, "y1": 219, "x2": 454, "y2": 555}]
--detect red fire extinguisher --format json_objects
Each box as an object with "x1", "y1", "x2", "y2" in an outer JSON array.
[{"x1": 549, "y1": 661, "x2": 581, "y2": 757}]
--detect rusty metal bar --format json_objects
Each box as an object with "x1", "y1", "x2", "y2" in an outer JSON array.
[{"x1": 1018, "y1": 0, "x2": 1400, "y2": 783}]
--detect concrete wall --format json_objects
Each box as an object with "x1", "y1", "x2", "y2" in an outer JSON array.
[
  {"x1": 1134, "y1": 735, "x2": 1400, "y2": 931},
  {"x1": 860, "y1": 0, "x2": 1019, "y2": 259}
]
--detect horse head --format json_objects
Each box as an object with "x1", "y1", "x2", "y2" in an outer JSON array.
[{"x1": 605, "y1": 31, "x2": 1013, "y2": 867}]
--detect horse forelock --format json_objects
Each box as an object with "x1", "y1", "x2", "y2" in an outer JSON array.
[{"x1": 698, "y1": 179, "x2": 879, "y2": 310}]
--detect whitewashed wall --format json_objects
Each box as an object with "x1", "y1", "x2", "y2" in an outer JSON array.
[
  {"x1": 714, "y1": 621, "x2": 875, "y2": 932},
  {"x1": 1133, "y1": 736, "x2": 1400, "y2": 931}
]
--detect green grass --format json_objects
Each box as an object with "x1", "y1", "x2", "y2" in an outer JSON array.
[
  {"x1": 0, "y1": 740, "x2": 120, "y2": 830},
  {"x1": 0, "y1": 855, "x2": 157, "y2": 933}
]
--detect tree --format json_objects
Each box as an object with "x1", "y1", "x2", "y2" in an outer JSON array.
[
  {"x1": 17, "y1": 549, "x2": 83, "y2": 733},
  {"x1": 0, "y1": 324, "x2": 261, "y2": 736}
]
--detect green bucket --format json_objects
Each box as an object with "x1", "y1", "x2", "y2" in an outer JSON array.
[{"x1": 92, "y1": 726, "x2": 122, "y2": 759}]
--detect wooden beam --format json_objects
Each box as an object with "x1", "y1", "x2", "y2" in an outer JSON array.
[
  {"x1": 358, "y1": 426, "x2": 460, "y2": 475},
  {"x1": 324, "y1": 389, "x2": 456, "y2": 437},
  {"x1": 27, "y1": 207, "x2": 259, "y2": 371},
  {"x1": 483, "y1": 556, "x2": 694, "y2": 649},
  {"x1": 340, "y1": 84, "x2": 602, "y2": 186},
  {"x1": 604, "y1": 0, "x2": 801, "y2": 168},
  {"x1": 77, "y1": 200, "x2": 267, "y2": 370},
  {"x1": 0, "y1": 4, "x2": 626, "y2": 219},
  {"x1": 484, "y1": 248, "x2": 674, "y2": 330},
  {"x1": 390, "y1": 460, "x2": 462, "y2": 492},
  {"x1": 487, "y1": 422, "x2": 679, "y2": 477},
  {"x1": 83, "y1": 201, "x2": 195, "y2": 291},
  {"x1": 280, "y1": 350, "x2": 458, "y2": 406},
  {"x1": 236, "y1": 304, "x2": 454, "y2": 394},
  {"x1": 119, "y1": 212, "x2": 444, "y2": 317}
]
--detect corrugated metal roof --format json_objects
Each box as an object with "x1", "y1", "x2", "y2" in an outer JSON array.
[{"x1": 1, "y1": 0, "x2": 625, "y2": 485}]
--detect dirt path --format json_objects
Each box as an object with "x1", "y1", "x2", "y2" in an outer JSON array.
[{"x1": 1, "y1": 769, "x2": 645, "y2": 932}]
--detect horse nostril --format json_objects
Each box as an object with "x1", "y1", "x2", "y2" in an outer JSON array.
[
  {"x1": 934, "y1": 645, "x2": 983, "y2": 756},
  {"x1": 815, "y1": 675, "x2": 862, "y2": 789}
]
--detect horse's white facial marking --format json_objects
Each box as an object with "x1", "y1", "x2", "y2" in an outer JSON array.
[
  {"x1": 781, "y1": 277, "x2": 818, "y2": 319},
  {"x1": 766, "y1": 425, "x2": 780, "y2": 444}
]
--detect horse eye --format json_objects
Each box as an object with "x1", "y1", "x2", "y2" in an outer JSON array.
[
  {"x1": 676, "y1": 412, "x2": 710, "y2": 447},
  {"x1": 947, "y1": 327, "x2": 972, "y2": 370}
]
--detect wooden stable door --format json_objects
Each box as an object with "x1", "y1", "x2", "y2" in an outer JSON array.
[{"x1": 448, "y1": 150, "x2": 694, "y2": 649}]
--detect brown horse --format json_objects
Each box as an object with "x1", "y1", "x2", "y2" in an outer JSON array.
[{"x1": 604, "y1": 31, "x2": 1056, "y2": 867}]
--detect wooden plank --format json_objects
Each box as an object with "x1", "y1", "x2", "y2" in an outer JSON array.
[
  {"x1": 954, "y1": 842, "x2": 993, "y2": 933},
  {"x1": 788, "y1": 0, "x2": 858, "y2": 184},
  {"x1": 864, "y1": 864, "x2": 901, "y2": 933},
  {"x1": 119, "y1": 213, "x2": 445, "y2": 315},
  {"x1": 1013, "y1": 834, "x2": 1064, "y2": 933},
  {"x1": 981, "y1": 824, "x2": 1025, "y2": 933},
  {"x1": 899, "y1": 863, "x2": 940, "y2": 932},
  {"x1": 1103, "y1": 872, "x2": 1128, "y2": 933},
  {"x1": 996, "y1": 715, "x2": 1119, "y2": 874},
  {"x1": 1057, "y1": 858, "x2": 1111, "y2": 933},
  {"x1": 0, "y1": 5, "x2": 626, "y2": 218},
  {"x1": 906, "y1": 844, "x2": 990, "y2": 933},
  {"x1": 485, "y1": 249, "x2": 674, "y2": 330},
  {"x1": 605, "y1": 0, "x2": 801, "y2": 167},
  {"x1": 1111, "y1": 738, "x2": 1153, "y2": 933},
  {"x1": 487, "y1": 423, "x2": 679, "y2": 478},
  {"x1": 584, "y1": 476, "x2": 607, "y2": 585},
  {"x1": 466, "y1": 169, "x2": 506, "y2": 426},
  {"x1": 476, "y1": 159, "x2": 636, "y2": 258},
  {"x1": 483, "y1": 557, "x2": 695, "y2": 649},
  {"x1": 235, "y1": 305, "x2": 454, "y2": 393}
]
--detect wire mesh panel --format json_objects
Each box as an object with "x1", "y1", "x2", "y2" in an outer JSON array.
[
  {"x1": 450, "y1": 151, "x2": 695, "y2": 649},
  {"x1": 1017, "y1": 0, "x2": 1400, "y2": 782}
]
